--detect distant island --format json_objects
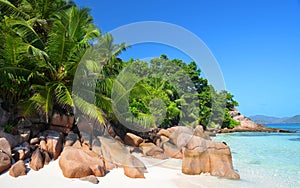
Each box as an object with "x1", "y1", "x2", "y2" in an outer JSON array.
[{"x1": 249, "y1": 115, "x2": 300, "y2": 124}]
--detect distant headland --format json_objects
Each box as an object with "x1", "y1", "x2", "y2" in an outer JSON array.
[{"x1": 249, "y1": 115, "x2": 300, "y2": 124}]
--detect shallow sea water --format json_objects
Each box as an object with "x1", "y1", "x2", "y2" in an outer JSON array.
[{"x1": 209, "y1": 124, "x2": 300, "y2": 188}]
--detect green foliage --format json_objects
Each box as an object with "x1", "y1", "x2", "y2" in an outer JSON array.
[
  {"x1": 4, "y1": 122, "x2": 14, "y2": 134},
  {"x1": 222, "y1": 110, "x2": 241, "y2": 129},
  {"x1": 0, "y1": 0, "x2": 110, "y2": 125},
  {"x1": 105, "y1": 55, "x2": 238, "y2": 129},
  {"x1": 120, "y1": 56, "x2": 240, "y2": 129},
  {"x1": 0, "y1": 0, "x2": 239, "y2": 130}
]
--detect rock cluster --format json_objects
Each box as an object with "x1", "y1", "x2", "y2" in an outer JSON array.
[
  {"x1": 157, "y1": 126, "x2": 239, "y2": 179},
  {"x1": 0, "y1": 113, "x2": 71, "y2": 177},
  {"x1": 218, "y1": 108, "x2": 290, "y2": 133},
  {"x1": 0, "y1": 113, "x2": 241, "y2": 182},
  {"x1": 109, "y1": 125, "x2": 239, "y2": 180},
  {"x1": 75, "y1": 117, "x2": 148, "y2": 179}
]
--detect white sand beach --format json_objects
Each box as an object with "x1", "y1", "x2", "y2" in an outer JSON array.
[{"x1": 0, "y1": 156, "x2": 217, "y2": 188}]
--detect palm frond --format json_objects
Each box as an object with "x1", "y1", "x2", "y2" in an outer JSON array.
[
  {"x1": 0, "y1": 0, "x2": 29, "y2": 19},
  {"x1": 55, "y1": 82, "x2": 74, "y2": 108},
  {"x1": 10, "y1": 18, "x2": 45, "y2": 49},
  {"x1": 73, "y1": 94, "x2": 106, "y2": 124},
  {"x1": 25, "y1": 84, "x2": 55, "y2": 122},
  {"x1": 0, "y1": 32, "x2": 26, "y2": 66},
  {"x1": 25, "y1": 43, "x2": 48, "y2": 59},
  {"x1": 96, "y1": 34, "x2": 127, "y2": 63},
  {"x1": 20, "y1": 99, "x2": 40, "y2": 117},
  {"x1": 47, "y1": 19, "x2": 70, "y2": 69}
]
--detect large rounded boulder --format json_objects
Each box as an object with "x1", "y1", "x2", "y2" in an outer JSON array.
[{"x1": 59, "y1": 146, "x2": 106, "y2": 178}]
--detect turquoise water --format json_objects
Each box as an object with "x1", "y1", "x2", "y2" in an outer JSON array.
[{"x1": 212, "y1": 124, "x2": 300, "y2": 188}]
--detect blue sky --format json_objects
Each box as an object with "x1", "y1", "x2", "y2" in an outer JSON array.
[{"x1": 74, "y1": 0, "x2": 300, "y2": 117}]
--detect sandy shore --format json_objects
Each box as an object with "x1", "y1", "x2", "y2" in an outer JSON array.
[{"x1": 0, "y1": 155, "x2": 218, "y2": 188}]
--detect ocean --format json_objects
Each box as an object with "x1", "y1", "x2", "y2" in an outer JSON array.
[{"x1": 209, "y1": 124, "x2": 300, "y2": 188}]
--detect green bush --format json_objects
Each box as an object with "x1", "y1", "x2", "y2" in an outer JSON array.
[{"x1": 4, "y1": 123, "x2": 13, "y2": 134}]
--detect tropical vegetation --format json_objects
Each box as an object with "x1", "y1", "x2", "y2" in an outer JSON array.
[{"x1": 0, "y1": 0, "x2": 239, "y2": 134}]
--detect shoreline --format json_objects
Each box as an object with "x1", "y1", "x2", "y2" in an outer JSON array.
[
  {"x1": 217, "y1": 126, "x2": 293, "y2": 134},
  {"x1": 213, "y1": 125, "x2": 300, "y2": 188},
  {"x1": 0, "y1": 155, "x2": 213, "y2": 188},
  {"x1": 216, "y1": 108, "x2": 295, "y2": 134}
]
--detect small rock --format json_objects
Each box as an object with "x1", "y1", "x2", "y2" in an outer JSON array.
[
  {"x1": 29, "y1": 148, "x2": 44, "y2": 171},
  {"x1": 9, "y1": 160, "x2": 26, "y2": 177},
  {"x1": 123, "y1": 155, "x2": 147, "y2": 178},
  {"x1": 42, "y1": 150, "x2": 51, "y2": 165},
  {"x1": 0, "y1": 138, "x2": 11, "y2": 158},
  {"x1": 30, "y1": 137, "x2": 40, "y2": 145},
  {"x1": 205, "y1": 130, "x2": 216, "y2": 137},
  {"x1": 80, "y1": 175, "x2": 99, "y2": 184},
  {"x1": 0, "y1": 152, "x2": 11, "y2": 174},
  {"x1": 124, "y1": 133, "x2": 143, "y2": 147},
  {"x1": 0, "y1": 131, "x2": 18, "y2": 148},
  {"x1": 40, "y1": 140, "x2": 47, "y2": 151}
]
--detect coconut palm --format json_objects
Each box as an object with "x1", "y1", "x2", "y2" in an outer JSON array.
[
  {"x1": 24, "y1": 6, "x2": 102, "y2": 123},
  {"x1": 0, "y1": 0, "x2": 72, "y2": 113},
  {"x1": 0, "y1": 7, "x2": 38, "y2": 116},
  {"x1": 0, "y1": 1, "x2": 111, "y2": 125}
]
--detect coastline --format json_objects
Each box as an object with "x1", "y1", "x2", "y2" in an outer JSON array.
[
  {"x1": 215, "y1": 109, "x2": 294, "y2": 134},
  {"x1": 213, "y1": 124, "x2": 300, "y2": 188},
  {"x1": 1, "y1": 124, "x2": 298, "y2": 188},
  {"x1": 0, "y1": 156, "x2": 211, "y2": 188},
  {"x1": 217, "y1": 126, "x2": 292, "y2": 134}
]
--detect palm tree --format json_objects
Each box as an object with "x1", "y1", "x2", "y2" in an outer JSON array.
[
  {"x1": 0, "y1": 1, "x2": 110, "y2": 125},
  {"x1": 73, "y1": 33, "x2": 128, "y2": 127},
  {"x1": 0, "y1": 0, "x2": 72, "y2": 112},
  {"x1": 24, "y1": 6, "x2": 101, "y2": 123},
  {"x1": 0, "y1": 4, "x2": 39, "y2": 117}
]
